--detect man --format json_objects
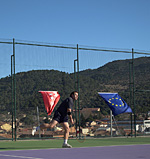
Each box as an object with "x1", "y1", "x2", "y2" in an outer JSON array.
[{"x1": 32, "y1": 91, "x2": 78, "y2": 148}]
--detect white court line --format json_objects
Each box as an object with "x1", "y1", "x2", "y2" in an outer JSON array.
[{"x1": 0, "y1": 154, "x2": 43, "y2": 159}]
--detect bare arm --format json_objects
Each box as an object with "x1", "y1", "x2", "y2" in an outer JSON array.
[{"x1": 67, "y1": 108, "x2": 74, "y2": 125}]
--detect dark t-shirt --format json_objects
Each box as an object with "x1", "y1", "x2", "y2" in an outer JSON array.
[{"x1": 56, "y1": 97, "x2": 74, "y2": 117}]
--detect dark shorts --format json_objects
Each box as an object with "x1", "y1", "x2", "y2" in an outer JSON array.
[{"x1": 53, "y1": 110, "x2": 68, "y2": 123}]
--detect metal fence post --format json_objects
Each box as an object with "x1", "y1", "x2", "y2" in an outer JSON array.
[
  {"x1": 74, "y1": 59, "x2": 78, "y2": 136},
  {"x1": 13, "y1": 38, "x2": 17, "y2": 141},
  {"x1": 11, "y1": 55, "x2": 14, "y2": 141},
  {"x1": 129, "y1": 61, "x2": 133, "y2": 137},
  {"x1": 77, "y1": 44, "x2": 80, "y2": 136},
  {"x1": 132, "y1": 48, "x2": 136, "y2": 137}
]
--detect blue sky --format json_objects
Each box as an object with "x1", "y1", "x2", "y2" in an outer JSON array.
[
  {"x1": 0, "y1": 0, "x2": 150, "y2": 78},
  {"x1": 0, "y1": 0, "x2": 150, "y2": 49}
]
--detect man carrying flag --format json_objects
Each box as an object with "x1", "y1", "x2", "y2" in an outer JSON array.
[
  {"x1": 32, "y1": 91, "x2": 78, "y2": 148},
  {"x1": 98, "y1": 92, "x2": 132, "y2": 116}
]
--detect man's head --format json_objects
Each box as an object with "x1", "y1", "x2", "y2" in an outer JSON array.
[{"x1": 70, "y1": 91, "x2": 78, "y2": 101}]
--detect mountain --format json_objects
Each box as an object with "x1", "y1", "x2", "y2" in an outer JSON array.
[{"x1": 0, "y1": 57, "x2": 150, "y2": 116}]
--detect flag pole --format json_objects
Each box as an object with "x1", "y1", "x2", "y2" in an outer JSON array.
[
  {"x1": 110, "y1": 110, "x2": 112, "y2": 137},
  {"x1": 37, "y1": 106, "x2": 41, "y2": 138}
]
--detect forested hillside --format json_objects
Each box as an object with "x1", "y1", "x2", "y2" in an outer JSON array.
[{"x1": 0, "y1": 57, "x2": 150, "y2": 116}]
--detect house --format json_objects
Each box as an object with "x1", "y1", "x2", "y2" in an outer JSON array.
[
  {"x1": 146, "y1": 112, "x2": 150, "y2": 119},
  {"x1": 99, "y1": 121, "x2": 108, "y2": 127},
  {"x1": 82, "y1": 128, "x2": 89, "y2": 135},
  {"x1": 94, "y1": 127, "x2": 117, "y2": 137},
  {"x1": 143, "y1": 120, "x2": 150, "y2": 134},
  {"x1": 90, "y1": 121, "x2": 97, "y2": 126},
  {"x1": 1, "y1": 123, "x2": 12, "y2": 132},
  {"x1": 80, "y1": 108, "x2": 100, "y2": 119}
]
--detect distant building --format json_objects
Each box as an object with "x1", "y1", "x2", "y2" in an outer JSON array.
[
  {"x1": 1, "y1": 123, "x2": 12, "y2": 132},
  {"x1": 143, "y1": 120, "x2": 150, "y2": 134},
  {"x1": 80, "y1": 108, "x2": 100, "y2": 119},
  {"x1": 94, "y1": 127, "x2": 117, "y2": 137},
  {"x1": 146, "y1": 112, "x2": 150, "y2": 120}
]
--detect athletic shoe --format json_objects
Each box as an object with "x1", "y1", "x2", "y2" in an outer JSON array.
[
  {"x1": 32, "y1": 127, "x2": 36, "y2": 136},
  {"x1": 62, "y1": 143, "x2": 72, "y2": 148}
]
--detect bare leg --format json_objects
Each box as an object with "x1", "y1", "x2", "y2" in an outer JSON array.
[
  {"x1": 40, "y1": 119, "x2": 58, "y2": 130},
  {"x1": 61, "y1": 122, "x2": 70, "y2": 140},
  {"x1": 61, "y1": 122, "x2": 72, "y2": 148},
  {"x1": 32, "y1": 119, "x2": 58, "y2": 136}
]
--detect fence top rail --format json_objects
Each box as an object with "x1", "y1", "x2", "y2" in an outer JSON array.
[
  {"x1": 78, "y1": 47, "x2": 150, "y2": 55},
  {"x1": 0, "y1": 40, "x2": 150, "y2": 55}
]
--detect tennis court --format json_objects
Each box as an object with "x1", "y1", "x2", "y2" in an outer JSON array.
[
  {"x1": 0, "y1": 137, "x2": 150, "y2": 159},
  {"x1": 0, "y1": 145, "x2": 150, "y2": 159}
]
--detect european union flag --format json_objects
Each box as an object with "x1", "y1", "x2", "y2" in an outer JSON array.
[{"x1": 98, "y1": 92, "x2": 132, "y2": 116}]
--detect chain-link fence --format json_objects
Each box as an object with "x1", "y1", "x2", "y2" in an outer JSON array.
[{"x1": 0, "y1": 39, "x2": 150, "y2": 140}]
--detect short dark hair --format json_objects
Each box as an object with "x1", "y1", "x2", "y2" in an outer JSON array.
[{"x1": 70, "y1": 91, "x2": 78, "y2": 97}]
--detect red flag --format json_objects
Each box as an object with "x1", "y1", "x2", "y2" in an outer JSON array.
[{"x1": 39, "y1": 91, "x2": 60, "y2": 115}]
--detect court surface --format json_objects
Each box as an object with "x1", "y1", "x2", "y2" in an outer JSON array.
[{"x1": 0, "y1": 144, "x2": 149, "y2": 159}]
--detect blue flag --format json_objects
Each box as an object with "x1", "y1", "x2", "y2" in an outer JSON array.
[{"x1": 98, "y1": 92, "x2": 132, "y2": 116}]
